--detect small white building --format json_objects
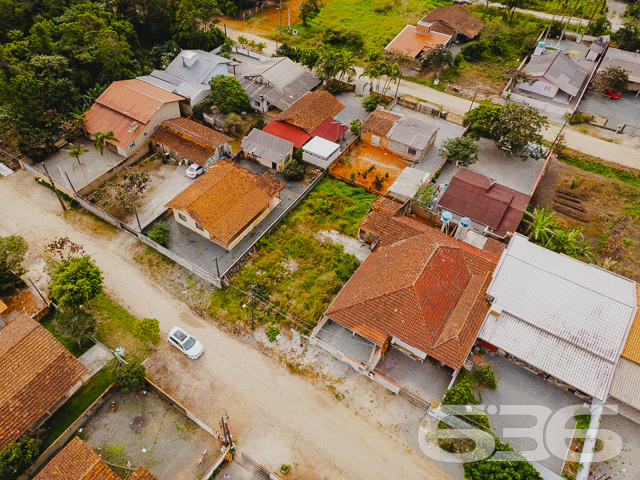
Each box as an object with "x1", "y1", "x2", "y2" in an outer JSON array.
[
  {"x1": 301, "y1": 136, "x2": 341, "y2": 170},
  {"x1": 387, "y1": 167, "x2": 430, "y2": 203}
]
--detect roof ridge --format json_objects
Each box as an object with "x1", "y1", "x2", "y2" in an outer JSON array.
[{"x1": 0, "y1": 315, "x2": 38, "y2": 360}]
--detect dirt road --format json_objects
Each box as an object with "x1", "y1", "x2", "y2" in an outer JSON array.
[{"x1": 0, "y1": 170, "x2": 454, "y2": 480}]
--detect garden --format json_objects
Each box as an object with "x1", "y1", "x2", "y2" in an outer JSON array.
[{"x1": 207, "y1": 177, "x2": 376, "y2": 331}]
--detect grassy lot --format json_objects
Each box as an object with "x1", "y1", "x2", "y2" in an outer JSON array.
[
  {"x1": 38, "y1": 364, "x2": 114, "y2": 451},
  {"x1": 282, "y1": 0, "x2": 451, "y2": 53},
  {"x1": 207, "y1": 177, "x2": 376, "y2": 331},
  {"x1": 489, "y1": 0, "x2": 601, "y2": 16},
  {"x1": 531, "y1": 151, "x2": 640, "y2": 281},
  {"x1": 41, "y1": 313, "x2": 92, "y2": 358}
]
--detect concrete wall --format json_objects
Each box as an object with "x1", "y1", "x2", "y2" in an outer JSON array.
[
  {"x1": 518, "y1": 77, "x2": 559, "y2": 99},
  {"x1": 227, "y1": 196, "x2": 280, "y2": 250},
  {"x1": 173, "y1": 208, "x2": 211, "y2": 241},
  {"x1": 76, "y1": 145, "x2": 149, "y2": 196}
]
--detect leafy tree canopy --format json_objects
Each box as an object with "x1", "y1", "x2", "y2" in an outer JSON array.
[
  {"x1": 0, "y1": 436, "x2": 41, "y2": 480},
  {"x1": 209, "y1": 75, "x2": 252, "y2": 114},
  {"x1": 0, "y1": 235, "x2": 28, "y2": 291},
  {"x1": 463, "y1": 439, "x2": 543, "y2": 480},
  {"x1": 439, "y1": 137, "x2": 479, "y2": 167},
  {"x1": 113, "y1": 357, "x2": 147, "y2": 392},
  {"x1": 49, "y1": 256, "x2": 103, "y2": 308}
]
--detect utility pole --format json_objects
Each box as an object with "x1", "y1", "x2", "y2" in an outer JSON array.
[
  {"x1": 250, "y1": 285, "x2": 255, "y2": 329},
  {"x1": 133, "y1": 205, "x2": 142, "y2": 232},
  {"x1": 42, "y1": 163, "x2": 67, "y2": 212},
  {"x1": 468, "y1": 90, "x2": 478, "y2": 111}
]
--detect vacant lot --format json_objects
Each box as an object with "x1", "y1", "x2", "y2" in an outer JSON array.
[
  {"x1": 207, "y1": 177, "x2": 376, "y2": 331},
  {"x1": 531, "y1": 152, "x2": 640, "y2": 281}
]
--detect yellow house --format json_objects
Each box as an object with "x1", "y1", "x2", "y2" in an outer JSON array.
[{"x1": 165, "y1": 159, "x2": 285, "y2": 251}]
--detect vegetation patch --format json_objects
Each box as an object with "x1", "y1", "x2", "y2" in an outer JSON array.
[{"x1": 207, "y1": 177, "x2": 375, "y2": 331}]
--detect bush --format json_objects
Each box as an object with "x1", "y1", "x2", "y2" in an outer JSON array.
[
  {"x1": 350, "y1": 118, "x2": 362, "y2": 136},
  {"x1": 323, "y1": 28, "x2": 364, "y2": 49},
  {"x1": 133, "y1": 318, "x2": 160, "y2": 344},
  {"x1": 224, "y1": 112, "x2": 244, "y2": 137},
  {"x1": 461, "y1": 41, "x2": 487, "y2": 61},
  {"x1": 0, "y1": 235, "x2": 28, "y2": 291},
  {"x1": 53, "y1": 309, "x2": 97, "y2": 349},
  {"x1": 208, "y1": 75, "x2": 252, "y2": 114},
  {"x1": 49, "y1": 256, "x2": 103, "y2": 309},
  {"x1": 112, "y1": 358, "x2": 146, "y2": 392},
  {"x1": 327, "y1": 79, "x2": 345, "y2": 94},
  {"x1": 442, "y1": 379, "x2": 478, "y2": 406},
  {"x1": 0, "y1": 436, "x2": 41, "y2": 480},
  {"x1": 438, "y1": 137, "x2": 479, "y2": 167},
  {"x1": 266, "y1": 325, "x2": 280, "y2": 342},
  {"x1": 147, "y1": 221, "x2": 170, "y2": 247},
  {"x1": 283, "y1": 158, "x2": 306, "y2": 181},
  {"x1": 472, "y1": 365, "x2": 497, "y2": 390},
  {"x1": 362, "y1": 95, "x2": 386, "y2": 113},
  {"x1": 249, "y1": 119, "x2": 267, "y2": 131}
]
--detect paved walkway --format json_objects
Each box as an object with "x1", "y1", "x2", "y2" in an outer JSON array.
[
  {"x1": 78, "y1": 344, "x2": 113, "y2": 379},
  {"x1": 224, "y1": 26, "x2": 640, "y2": 170}
]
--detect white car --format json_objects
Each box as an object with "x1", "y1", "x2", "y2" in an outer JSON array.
[
  {"x1": 167, "y1": 326, "x2": 204, "y2": 359},
  {"x1": 185, "y1": 163, "x2": 204, "y2": 179}
]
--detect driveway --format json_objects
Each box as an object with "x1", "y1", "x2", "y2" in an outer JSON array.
[
  {"x1": 591, "y1": 409, "x2": 640, "y2": 480},
  {"x1": 579, "y1": 91, "x2": 640, "y2": 132},
  {"x1": 0, "y1": 170, "x2": 455, "y2": 480}
]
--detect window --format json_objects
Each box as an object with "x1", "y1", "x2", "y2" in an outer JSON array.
[
  {"x1": 178, "y1": 213, "x2": 187, "y2": 222},
  {"x1": 128, "y1": 140, "x2": 136, "y2": 149},
  {"x1": 253, "y1": 100, "x2": 261, "y2": 107},
  {"x1": 284, "y1": 154, "x2": 290, "y2": 163},
  {"x1": 195, "y1": 222, "x2": 204, "y2": 231},
  {"x1": 408, "y1": 147, "x2": 417, "y2": 156}
]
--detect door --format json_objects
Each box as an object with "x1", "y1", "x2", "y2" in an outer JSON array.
[{"x1": 272, "y1": 162, "x2": 277, "y2": 170}]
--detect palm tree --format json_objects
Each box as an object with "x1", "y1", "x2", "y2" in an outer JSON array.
[
  {"x1": 337, "y1": 51, "x2": 356, "y2": 83},
  {"x1": 523, "y1": 206, "x2": 557, "y2": 245},
  {"x1": 65, "y1": 143, "x2": 89, "y2": 184},
  {"x1": 92, "y1": 130, "x2": 119, "y2": 160}
]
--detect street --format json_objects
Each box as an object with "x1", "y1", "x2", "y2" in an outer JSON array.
[{"x1": 0, "y1": 170, "x2": 454, "y2": 480}]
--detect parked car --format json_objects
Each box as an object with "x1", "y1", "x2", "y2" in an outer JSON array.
[
  {"x1": 167, "y1": 326, "x2": 204, "y2": 359},
  {"x1": 604, "y1": 89, "x2": 622, "y2": 99},
  {"x1": 185, "y1": 163, "x2": 204, "y2": 178}
]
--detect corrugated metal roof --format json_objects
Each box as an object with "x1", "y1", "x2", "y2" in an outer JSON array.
[
  {"x1": 241, "y1": 128, "x2": 293, "y2": 161},
  {"x1": 480, "y1": 233, "x2": 637, "y2": 399},
  {"x1": 609, "y1": 357, "x2": 640, "y2": 410},
  {"x1": 386, "y1": 116, "x2": 438, "y2": 150},
  {"x1": 479, "y1": 312, "x2": 615, "y2": 400},
  {"x1": 523, "y1": 51, "x2": 590, "y2": 97}
]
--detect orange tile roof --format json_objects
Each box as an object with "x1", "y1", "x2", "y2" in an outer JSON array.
[
  {"x1": 165, "y1": 160, "x2": 285, "y2": 248},
  {"x1": 361, "y1": 110, "x2": 400, "y2": 138},
  {"x1": 326, "y1": 217, "x2": 499, "y2": 370},
  {"x1": 422, "y1": 6, "x2": 485, "y2": 39},
  {"x1": 0, "y1": 315, "x2": 87, "y2": 450},
  {"x1": 34, "y1": 437, "x2": 158, "y2": 480},
  {"x1": 84, "y1": 79, "x2": 184, "y2": 150},
  {"x1": 162, "y1": 118, "x2": 232, "y2": 149},
  {"x1": 385, "y1": 25, "x2": 451, "y2": 58},
  {"x1": 359, "y1": 197, "x2": 404, "y2": 237},
  {"x1": 151, "y1": 126, "x2": 215, "y2": 166},
  {"x1": 275, "y1": 91, "x2": 345, "y2": 133},
  {"x1": 0, "y1": 300, "x2": 6, "y2": 315},
  {"x1": 621, "y1": 285, "x2": 640, "y2": 363}
]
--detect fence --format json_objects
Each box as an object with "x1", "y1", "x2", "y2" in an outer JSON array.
[
  {"x1": 138, "y1": 233, "x2": 223, "y2": 288},
  {"x1": 77, "y1": 144, "x2": 149, "y2": 196},
  {"x1": 74, "y1": 193, "x2": 122, "y2": 228},
  {"x1": 396, "y1": 96, "x2": 464, "y2": 125},
  {"x1": 241, "y1": 452, "x2": 285, "y2": 479}
]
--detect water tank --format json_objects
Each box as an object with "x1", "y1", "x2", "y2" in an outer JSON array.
[
  {"x1": 460, "y1": 217, "x2": 471, "y2": 227},
  {"x1": 538, "y1": 41, "x2": 546, "y2": 49},
  {"x1": 455, "y1": 217, "x2": 471, "y2": 241},
  {"x1": 441, "y1": 211, "x2": 452, "y2": 233}
]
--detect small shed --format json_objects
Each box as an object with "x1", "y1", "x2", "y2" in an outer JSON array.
[
  {"x1": 387, "y1": 167, "x2": 430, "y2": 202},
  {"x1": 302, "y1": 136, "x2": 341, "y2": 169},
  {"x1": 241, "y1": 128, "x2": 294, "y2": 172}
]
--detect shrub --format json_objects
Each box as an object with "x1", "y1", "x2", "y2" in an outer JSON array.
[
  {"x1": 249, "y1": 119, "x2": 267, "y2": 131},
  {"x1": 461, "y1": 41, "x2": 487, "y2": 61},
  {"x1": 147, "y1": 221, "x2": 170, "y2": 247},
  {"x1": 283, "y1": 158, "x2": 306, "y2": 181},
  {"x1": 112, "y1": 358, "x2": 146, "y2": 392},
  {"x1": 53, "y1": 309, "x2": 97, "y2": 349},
  {"x1": 133, "y1": 318, "x2": 160, "y2": 344},
  {"x1": 442, "y1": 379, "x2": 478, "y2": 406},
  {"x1": 350, "y1": 118, "x2": 362, "y2": 136},
  {"x1": 323, "y1": 28, "x2": 364, "y2": 49},
  {"x1": 224, "y1": 113, "x2": 244, "y2": 136},
  {"x1": 362, "y1": 95, "x2": 385, "y2": 113},
  {"x1": 208, "y1": 75, "x2": 251, "y2": 114},
  {"x1": 49, "y1": 256, "x2": 103, "y2": 309},
  {"x1": 438, "y1": 137, "x2": 479, "y2": 167},
  {"x1": 472, "y1": 365, "x2": 498, "y2": 390},
  {"x1": 0, "y1": 436, "x2": 41, "y2": 480},
  {"x1": 0, "y1": 235, "x2": 28, "y2": 291},
  {"x1": 327, "y1": 80, "x2": 345, "y2": 94},
  {"x1": 266, "y1": 325, "x2": 280, "y2": 342}
]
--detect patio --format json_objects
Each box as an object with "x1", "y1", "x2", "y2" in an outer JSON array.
[
  {"x1": 41, "y1": 138, "x2": 124, "y2": 191},
  {"x1": 375, "y1": 347, "x2": 452, "y2": 404},
  {"x1": 314, "y1": 319, "x2": 376, "y2": 365}
]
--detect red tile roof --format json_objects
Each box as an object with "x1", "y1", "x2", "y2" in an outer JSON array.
[
  {"x1": 275, "y1": 91, "x2": 345, "y2": 133},
  {"x1": 310, "y1": 117, "x2": 348, "y2": 143},
  {"x1": 384, "y1": 25, "x2": 451, "y2": 58},
  {"x1": 0, "y1": 315, "x2": 87, "y2": 450},
  {"x1": 151, "y1": 118, "x2": 232, "y2": 167},
  {"x1": 165, "y1": 160, "x2": 285, "y2": 249},
  {"x1": 263, "y1": 121, "x2": 311, "y2": 148},
  {"x1": 422, "y1": 6, "x2": 484, "y2": 39},
  {"x1": 34, "y1": 437, "x2": 157, "y2": 480},
  {"x1": 438, "y1": 168, "x2": 531, "y2": 237},
  {"x1": 361, "y1": 110, "x2": 400, "y2": 138},
  {"x1": 84, "y1": 79, "x2": 184, "y2": 150},
  {"x1": 326, "y1": 217, "x2": 499, "y2": 370},
  {"x1": 359, "y1": 197, "x2": 404, "y2": 237}
]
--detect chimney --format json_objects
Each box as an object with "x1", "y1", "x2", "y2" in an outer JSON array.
[
  {"x1": 416, "y1": 19, "x2": 433, "y2": 36},
  {"x1": 182, "y1": 51, "x2": 198, "y2": 68}
]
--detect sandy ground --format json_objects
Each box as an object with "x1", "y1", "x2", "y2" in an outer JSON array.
[
  {"x1": 316, "y1": 229, "x2": 370, "y2": 262},
  {"x1": 0, "y1": 170, "x2": 455, "y2": 480}
]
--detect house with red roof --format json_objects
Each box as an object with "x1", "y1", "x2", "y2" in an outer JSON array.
[
  {"x1": 262, "y1": 91, "x2": 347, "y2": 148},
  {"x1": 310, "y1": 215, "x2": 500, "y2": 390},
  {"x1": 85, "y1": 79, "x2": 185, "y2": 157}
]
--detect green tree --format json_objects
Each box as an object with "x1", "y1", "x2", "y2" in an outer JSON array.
[
  {"x1": 49, "y1": 256, "x2": 103, "y2": 309},
  {"x1": 442, "y1": 380, "x2": 478, "y2": 406},
  {"x1": 133, "y1": 317, "x2": 160, "y2": 343},
  {"x1": 612, "y1": 22, "x2": 640, "y2": 52},
  {"x1": 463, "y1": 103, "x2": 502, "y2": 138},
  {"x1": 53, "y1": 309, "x2": 97, "y2": 349},
  {"x1": 362, "y1": 95, "x2": 386, "y2": 113},
  {"x1": 350, "y1": 118, "x2": 362, "y2": 136},
  {"x1": 114, "y1": 171, "x2": 151, "y2": 212},
  {"x1": 592, "y1": 65, "x2": 630, "y2": 93},
  {"x1": 586, "y1": 16, "x2": 611, "y2": 36},
  {"x1": 172, "y1": 0, "x2": 226, "y2": 50},
  {"x1": 299, "y1": 0, "x2": 322, "y2": 26},
  {"x1": 283, "y1": 157, "x2": 306, "y2": 180},
  {"x1": 463, "y1": 439, "x2": 543, "y2": 480},
  {"x1": 420, "y1": 45, "x2": 454, "y2": 78},
  {"x1": 147, "y1": 221, "x2": 170, "y2": 247},
  {"x1": 0, "y1": 436, "x2": 40, "y2": 480},
  {"x1": 208, "y1": 75, "x2": 251, "y2": 114},
  {"x1": 224, "y1": 112, "x2": 244, "y2": 136},
  {"x1": 439, "y1": 137, "x2": 479, "y2": 167},
  {"x1": 523, "y1": 206, "x2": 557, "y2": 245},
  {"x1": 493, "y1": 103, "x2": 548, "y2": 157},
  {"x1": 0, "y1": 235, "x2": 28, "y2": 291},
  {"x1": 112, "y1": 357, "x2": 146, "y2": 392}
]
